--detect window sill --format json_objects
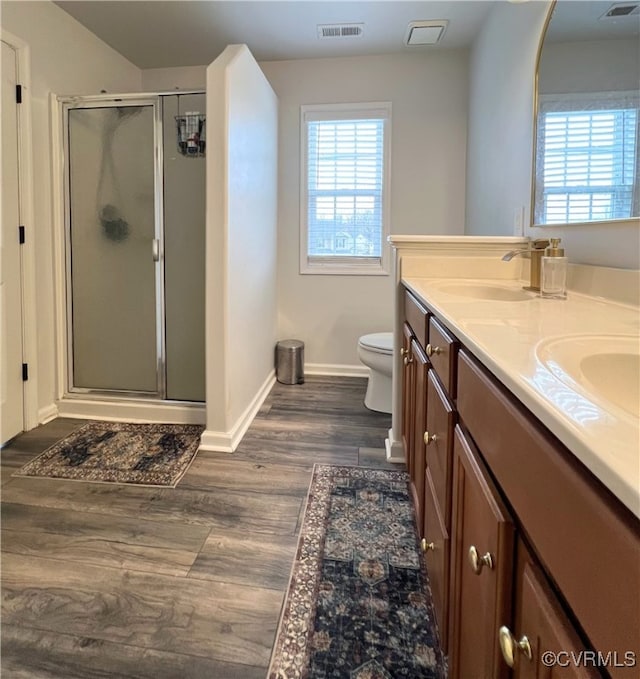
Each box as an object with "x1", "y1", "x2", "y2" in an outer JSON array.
[{"x1": 300, "y1": 261, "x2": 389, "y2": 276}]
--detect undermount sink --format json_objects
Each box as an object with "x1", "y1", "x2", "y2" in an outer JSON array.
[
  {"x1": 536, "y1": 334, "x2": 640, "y2": 418},
  {"x1": 434, "y1": 282, "x2": 535, "y2": 302}
]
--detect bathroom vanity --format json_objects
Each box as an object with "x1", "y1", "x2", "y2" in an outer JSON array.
[{"x1": 389, "y1": 236, "x2": 640, "y2": 679}]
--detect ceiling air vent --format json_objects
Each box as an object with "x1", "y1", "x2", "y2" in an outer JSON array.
[
  {"x1": 404, "y1": 20, "x2": 449, "y2": 46},
  {"x1": 600, "y1": 2, "x2": 640, "y2": 17},
  {"x1": 317, "y1": 23, "x2": 364, "y2": 39}
]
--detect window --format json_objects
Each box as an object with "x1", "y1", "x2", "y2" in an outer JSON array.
[
  {"x1": 300, "y1": 103, "x2": 391, "y2": 274},
  {"x1": 535, "y1": 92, "x2": 639, "y2": 224}
]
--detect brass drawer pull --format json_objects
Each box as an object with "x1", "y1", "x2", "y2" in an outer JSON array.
[
  {"x1": 403, "y1": 355, "x2": 413, "y2": 366},
  {"x1": 421, "y1": 538, "x2": 435, "y2": 552},
  {"x1": 498, "y1": 626, "x2": 532, "y2": 668},
  {"x1": 423, "y1": 431, "x2": 437, "y2": 446},
  {"x1": 426, "y1": 344, "x2": 442, "y2": 357},
  {"x1": 468, "y1": 545, "x2": 493, "y2": 574},
  {"x1": 400, "y1": 347, "x2": 407, "y2": 357}
]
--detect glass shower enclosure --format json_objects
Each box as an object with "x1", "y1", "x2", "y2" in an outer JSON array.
[{"x1": 63, "y1": 94, "x2": 205, "y2": 402}]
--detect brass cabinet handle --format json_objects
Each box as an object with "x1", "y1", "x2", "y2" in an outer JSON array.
[
  {"x1": 498, "y1": 626, "x2": 532, "y2": 668},
  {"x1": 468, "y1": 545, "x2": 494, "y2": 574},
  {"x1": 423, "y1": 431, "x2": 437, "y2": 446},
  {"x1": 426, "y1": 344, "x2": 442, "y2": 357},
  {"x1": 403, "y1": 355, "x2": 413, "y2": 366},
  {"x1": 400, "y1": 347, "x2": 407, "y2": 357},
  {"x1": 421, "y1": 538, "x2": 435, "y2": 552}
]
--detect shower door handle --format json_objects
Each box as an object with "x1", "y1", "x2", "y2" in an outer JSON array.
[{"x1": 152, "y1": 239, "x2": 161, "y2": 262}]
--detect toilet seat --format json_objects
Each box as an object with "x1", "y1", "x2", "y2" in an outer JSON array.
[{"x1": 358, "y1": 332, "x2": 393, "y2": 355}]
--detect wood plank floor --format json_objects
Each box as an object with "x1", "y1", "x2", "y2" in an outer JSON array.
[{"x1": 1, "y1": 376, "x2": 398, "y2": 678}]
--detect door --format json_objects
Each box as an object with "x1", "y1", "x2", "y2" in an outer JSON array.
[
  {"x1": 410, "y1": 337, "x2": 428, "y2": 534},
  {"x1": 449, "y1": 425, "x2": 515, "y2": 679},
  {"x1": 162, "y1": 93, "x2": 205, "y2": 401},
  {"x1": 1, "y1": 40, "x2": 24, "y2": 444},
  {"x1": 66, "y1": 102, "x2": 160, "y2": 395},
  {"x1": 423, "y1": 467, "x2": 450, "y2": 652},
  {"x1": 401, "y1": 322, "x2": 414, "y2": 470},
  {"x1": 499, "y1": 541, "x2": 600, "y2": 679}
]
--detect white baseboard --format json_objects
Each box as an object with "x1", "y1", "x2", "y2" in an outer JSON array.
[
  {"x1": 385, "y1": 428, "x2": 405, "y2": 464},
  {"x1": 198, "y1": 429, "x2": 234, "y2": 453},
  {"x1": 38, "y1": 403, "x2": 59, "y2": 425},
  {"x1": 55, "y1": 398, "x2": 205, "y2": 425},
  {"x1": 199, "y1": 370, "x2": 276, "y2": 453},
  {"x1": 305, "y1": 363, "x2": 368, "y2": 378}
]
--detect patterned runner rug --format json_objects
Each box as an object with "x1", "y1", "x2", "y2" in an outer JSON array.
[
  {"x1": 14, "y1": 422, "x2": 203, "y2": 487},
  {"x1": 268, "y1": 464, "x2": 444, "y2": 679}
]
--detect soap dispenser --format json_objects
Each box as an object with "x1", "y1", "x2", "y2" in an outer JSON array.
[{"x1": 540, "y1": 238, "x2": 567, "y2": 299}]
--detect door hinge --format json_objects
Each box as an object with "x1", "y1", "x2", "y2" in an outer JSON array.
[
  {"x1": 19, "y1": 225, "x2": 25, "y2": 244},
  {"x1": 22, "y1": 363, "x2": 29, "y2": 381},
  {"x1": 16, "y1": 84, "x2": 22, "y2": 104}
]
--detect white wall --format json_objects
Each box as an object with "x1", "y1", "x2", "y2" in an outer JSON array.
[
  {"x1": 465, "y1": 0, "x2": 550, "y2": 239},
  {"x1": 141, "y1": 65, "x2": 206, "y2": 91},
  {"x1": 203, "y1": 45, "x2": 278, "y2": 446},
  {"x1": 539, "y1": 39, "x2": 639, "y2": 94},
  {"x1": 260, "y1": 52, "x2": 469, "y2": 369},
  {"x1": 1, "y1": 1, "x2": 142, "y2": 419},
  {"x1": 465, "y1": 1, "x2": 639, "y2": 270}
]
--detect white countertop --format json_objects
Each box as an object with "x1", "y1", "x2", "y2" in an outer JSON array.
[{"x1": 402, "y1": 276, "x2": 640, "y2": 519}]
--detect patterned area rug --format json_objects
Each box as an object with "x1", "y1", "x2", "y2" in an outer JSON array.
[
  {"x1": 14, "y1": 422, "x2": 204, "y2": 487},
  {"x1": 268, "y1": 464, "x2": 444, "y2": 679}
]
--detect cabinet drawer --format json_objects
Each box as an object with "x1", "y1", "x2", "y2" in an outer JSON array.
[
  {"x1": 427, "y1": 316, "x2": 458, "y2": 398},
  {"x1": 457, "y1": 349, "x2": 640, "y2": 676},
  {"x1": 404, "y1": 289, "x2": 429, "y2": 348},
  {"x1": 449, "y1": 425, "x2": 515, "y2": 679},
  {"x1": 425, "y1": 369, "x2": 456, "y2": 529},
  {"x1": 423, "y1": 468, "x2": 450, "y2": 653}
]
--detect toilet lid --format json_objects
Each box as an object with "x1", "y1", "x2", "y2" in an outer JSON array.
[{"x1": 359, "y1": 332, "x2": 393, "y2": 354}]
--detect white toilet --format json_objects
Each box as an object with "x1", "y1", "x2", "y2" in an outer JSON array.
[{"x1": 357, "y1": 332, "x2": 393, "y2": 414}]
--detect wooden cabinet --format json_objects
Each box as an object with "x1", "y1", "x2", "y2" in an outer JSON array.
[
  {"x1": 501, "y1": 541, "x2": 601, "y2": 679},
  {"x1": 425, "y1": 370, "x2": 455, "y2": 528},
  {"x1": 427, "y1": 316, "x2": 458, "y2": 398},
  {"x1": 402, "y1": 290, "x2": 457, "y2": 653},
  {"x1": 404, "y1": 289, "x2": 429, "y2": 348},
  {"x1": 410, "y1": 338, "x2": 428, "y2": 533},
  {"x1": 423, "y1": 469, "x2": 450, "y2": 650},
  {"x1": 401, "y1": 322, "x2": 414, "y2": 474},
  {"x1": 457, "y1": 349, "x2": 640, "y2": 674},
  {"x1": 399, "y1": 283, "x2": 640, "y2": 679},
  {"x1": 449, "y1": 425, "x2": 515, "y2": 679}
]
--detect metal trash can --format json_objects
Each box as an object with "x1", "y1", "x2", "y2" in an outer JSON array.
[{"x1": 276, "y1": 339, "x2": 304, "y2": 385}]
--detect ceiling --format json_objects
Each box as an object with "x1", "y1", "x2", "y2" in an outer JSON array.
[
  {"x1": 54, "y1": 1, "x2": 496, "y2": 69},
  {"x1": 545, "y1": 0, "x2": 640, "y2": 42}
]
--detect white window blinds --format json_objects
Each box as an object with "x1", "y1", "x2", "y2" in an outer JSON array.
[
  {"x1": 301, "y1": 103, "x2": 390, "y2": 273},
  {"x1": 535, "y1": 93, "x2": 639, "y2": 224}
]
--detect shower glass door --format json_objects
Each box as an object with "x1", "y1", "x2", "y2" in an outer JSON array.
[{"x1": 66, "y1": 101, "x2": 162, "y2": 395}]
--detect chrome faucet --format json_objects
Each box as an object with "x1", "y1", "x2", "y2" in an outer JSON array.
[{"x1": 502, "y1": 239, "x2": 549, "y2": 291}]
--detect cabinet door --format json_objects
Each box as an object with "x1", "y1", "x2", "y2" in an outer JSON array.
[
  {"x1": 410, "y1": 338, "x2": 428, "y2": 534},
  {"x1": 423, "y1": 467, "x2": 450, "y2": 652},
  {"x1": 498, "y1": 541, "x2": 600, "y2": 679},
  {"x1": 425, "y1": 369, "x2": 456, "y2": 529},
  {"x1": 401, "y1": 322, "x2": 414, "y2": 472},
  {"x1": 449, "y1": 426, "x2": 515, "y2": 679}
]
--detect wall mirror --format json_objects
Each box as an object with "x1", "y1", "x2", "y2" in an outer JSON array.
[{"x1": 533, "y1": 0, "x2": 640, "y2": 226}]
